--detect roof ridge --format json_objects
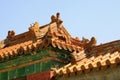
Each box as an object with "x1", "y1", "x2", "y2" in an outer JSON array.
[{"x1": 90, "y1": 40, "x2": 120, "y2": 55}]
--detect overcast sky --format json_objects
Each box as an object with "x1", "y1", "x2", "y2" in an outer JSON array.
[{"x1": 0, "y1": 0, "x2": 120, "y2": 44}]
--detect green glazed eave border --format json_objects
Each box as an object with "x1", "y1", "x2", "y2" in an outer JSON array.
[{"x1": 0, "y1": 46, "x2": 71, "y2": 71}]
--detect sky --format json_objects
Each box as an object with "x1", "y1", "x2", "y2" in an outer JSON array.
[{"x1": 0, "y1": 0, "x2": 120, "y2": 44}]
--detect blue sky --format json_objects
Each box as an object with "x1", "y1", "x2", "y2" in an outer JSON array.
[{"x1": 0, "y1": 0, "x2": 120, "y2": 44}]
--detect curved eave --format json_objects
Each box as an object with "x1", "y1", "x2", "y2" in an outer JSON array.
[{"x1": 54, "y1": 51, "x2": 120, "y2": 77}]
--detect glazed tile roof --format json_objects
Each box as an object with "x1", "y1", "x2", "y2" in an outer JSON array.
[
  {"x1": 54, "y1": 40, "x2": 120, "y2": 77},
  {"x1": 0, "y1": 13, "x2": 86, "y2": 61},
  {"x1": 0, "y1": 13, "x2": 120, "y2": 78},
  {"x1": 0, "y1": 40, "x2": 42, "y2": 60}
]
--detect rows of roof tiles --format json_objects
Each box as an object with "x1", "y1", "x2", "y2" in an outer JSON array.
[
  {"x1": 0, "y1": 35, "x2": 84, "y2": 61},
  {"x1": 51, "y1": 39, "x2": 84, "y2": 52},
  {"x1": 0, "y1": 40, "x2": 43, "y2": 60},
  {"x1": 54, "y1": 51, "x2": 120, "y2": 77},
  {"x1": 0, "y1": 37, "x2": 84, "y2": 60}
]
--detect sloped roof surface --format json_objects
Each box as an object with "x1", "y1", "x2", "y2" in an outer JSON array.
[
  {"x1": 54, "y1": 40, "x2": 120, "y2": 77},
  {"x1": 0, "y1": 13, "x2": 119, "y2": 78},
  {"x1": 0, "y1": 13, "x2": 85, "y2": 61}
]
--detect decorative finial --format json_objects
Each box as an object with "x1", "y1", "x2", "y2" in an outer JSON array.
[
  {"x1": 56, "y1": 12, "x2": 60, "y2": 19},
  {"x1": 51, "y1": 15, "x2": 56, "y2": 23},
  {"x1": 50, "y1": 12, "x2": 63, "y2": 25},
  {"x1": 7, "y1": 30, "x2": 15, "y2": 39}
]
